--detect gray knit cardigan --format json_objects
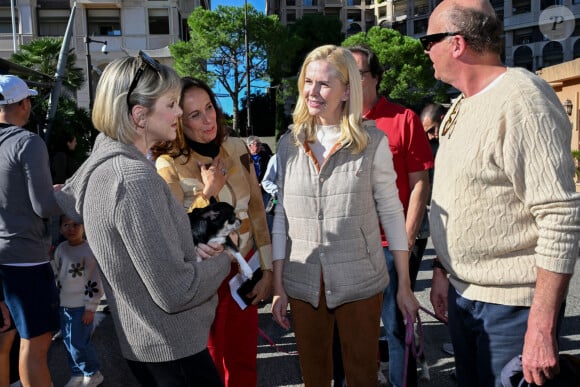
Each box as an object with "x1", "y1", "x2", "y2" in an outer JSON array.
[{"x1": 56, "y1": 134, "x2": 231, "y2": 362}]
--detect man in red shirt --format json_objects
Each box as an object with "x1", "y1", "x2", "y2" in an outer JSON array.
[{"x1": 349, "y1": 45, "x2": 434, "y2": 387}]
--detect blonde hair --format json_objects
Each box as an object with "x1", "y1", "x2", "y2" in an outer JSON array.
[
  {"x1": 91, "y1": 56, "x2": 182, "y2": 144},
  {"x1": 292, "y1": 44, "x2": 368, "y2": 153}
]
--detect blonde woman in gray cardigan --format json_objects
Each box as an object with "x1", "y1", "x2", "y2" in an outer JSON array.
[
  {"x1": 56, "y1": 53, "x2": 232, "y2": 387},
  {"x1": 271, "y1": 45, "x2": 419, "y2": 386}
]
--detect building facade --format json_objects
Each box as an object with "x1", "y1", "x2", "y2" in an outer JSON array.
[
  {"x1": 266, "y1": 0, "x2": 580, "y2": 71},
  {"x1": 0, "y1": 0, "x2": 209, "y2": 107},
  {"x1": 266, "y1": 0, "x2": 580, "y2": 186},
  {"x1": 537, "y1": 58, "x2": 580, "y2": 191}
]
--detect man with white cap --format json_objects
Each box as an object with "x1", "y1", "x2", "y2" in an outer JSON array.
[{"x1": 0, "y1": 75, "x2": 61, "y2": 387}]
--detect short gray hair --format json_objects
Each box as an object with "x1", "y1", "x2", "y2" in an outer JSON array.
[{"x1": 447, "y1": 5, "x2": 503, "y2": 55}]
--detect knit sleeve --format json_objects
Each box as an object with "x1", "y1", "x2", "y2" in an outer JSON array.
[
  {"x1": 234, "y1": 140, "x2": 272, "y2": 270},
  {"x1": 504, "y1": 107, "x2": 580, "y2": 274},
  {"x1": 114, "y1": 174, "x2": 230, "y2": 313},
  {"x1": 83, "y1": 244, "x2": 103, "y2": 312},
  {"x1": 373, "y1": 136, "x2": 408, "y2": 251}
]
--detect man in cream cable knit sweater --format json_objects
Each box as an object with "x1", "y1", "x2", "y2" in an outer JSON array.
[{"x1": 425, "y1": 1, "x2": 580, "y2": 386}]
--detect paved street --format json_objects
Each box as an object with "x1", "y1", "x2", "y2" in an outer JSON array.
[{"x1": 47, "y1": 244, "x2": 580, "y2": 386}]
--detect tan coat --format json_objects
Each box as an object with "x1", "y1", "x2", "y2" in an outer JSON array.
[{"x1": 156, "y1": 137, "x2": 272, "y2": 270}]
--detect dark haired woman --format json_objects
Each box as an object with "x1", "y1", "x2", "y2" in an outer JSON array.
[{"x1": 152, "y1": 77, "x2": 272, "y2": 387}]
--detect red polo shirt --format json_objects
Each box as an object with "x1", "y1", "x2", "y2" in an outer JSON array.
[{"x1": 365, "y1": 97, "x2": 434, "y2": 245}]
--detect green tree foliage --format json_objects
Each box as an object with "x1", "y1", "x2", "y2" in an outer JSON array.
[
  {"x1": 287, "y1": 14, "x2": 344, "y2": 76},
  {"x1": 343, "y1": 27, "x2": 448, "y2": 105},
  {"x1": 27, "y1": 95, "x2": 96, "y2": 166},
  {"x1": 269, "y1": 14, "x2": 343, "y2": 138},
  {"x1": 11, "y1": 37, "x2": 84, "y2": 94},
  {"x1": 572, "y1": 150, "x2": 580, "y2": 180},
  {"x1": 12, "y1": 37, "x2": 95, "y2": 165},
  {"x1": 170, "y1": 5, "x2": 287, "y2": 135},
  {"x1": 239, "y1": 90, "x2": 276, "y2": 137}
]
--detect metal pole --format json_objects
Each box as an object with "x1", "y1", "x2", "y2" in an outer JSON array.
[
  {"x1": 44, "y1": 2, "x2": 77, "y2": 147},
  {"x1": 244, "y1": 0, "x2": 252, "y2": 135},
  {"x1": 85, "y1": 37, "x2": 94, "y2": 110},
  {"x1": 83, "y1": 37, "x2": 107, "y2": 111},
  {"x1": 10, "y1": 0, "x2": 16, "y2": 52}
]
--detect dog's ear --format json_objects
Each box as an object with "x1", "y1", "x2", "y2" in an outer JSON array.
[{"x1": 209, "y1": 196, "x2": 218, "y2": 205}]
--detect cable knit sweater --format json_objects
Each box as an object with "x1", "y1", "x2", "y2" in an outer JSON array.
[
  {"x1": 430, "y1": 67, "x2": 580, "y2": 307},
  {"x1": 55, "y1": 134, "x2": 231, "y2": 362}
]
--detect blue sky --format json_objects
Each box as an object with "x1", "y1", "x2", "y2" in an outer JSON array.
[
  {"x1": 211, "y1": 0, "x2": 266, "y2": 115},
  {"x1": 212, "y1": 0, "x2": 265, "y2": 13}
]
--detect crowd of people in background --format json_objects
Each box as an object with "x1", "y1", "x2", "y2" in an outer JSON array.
[{"x1": 0, "y1": 0, "x2": 579, "y2": 386}]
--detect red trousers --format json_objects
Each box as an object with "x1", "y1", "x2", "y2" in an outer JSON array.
[{"x1": 208, "y1": 263, "x2": 258, "y2": 387}]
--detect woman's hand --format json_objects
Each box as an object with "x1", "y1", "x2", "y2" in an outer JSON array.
[
  {"x1": 271, "y1": 260, "x2": 290, "y2": 329},
  {"x1": 396, "y1": 285, "x2": 420, "y2": 324},
  {"x1": 200, "y1": 157, "x2": 227, "y2": 199},
  {"x1": 196, "y1": 242, "x2": 225, "y2": 260},
  {"x1": 249, "y1": 269, "x2": 272, "y2": 306},
  {"x1": 272, "y1": 290, "x2": 291, "y2": 330}
]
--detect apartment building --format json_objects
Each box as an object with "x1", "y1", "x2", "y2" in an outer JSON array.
[
  {"x1": 265, "y1": 0, "x2": 580, "y2": 71},
  {"x1": 0, "y1": 0, "x2": 209, "y2": 107}
]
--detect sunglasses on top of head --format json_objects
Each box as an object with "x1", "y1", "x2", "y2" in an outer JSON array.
[
  {"x1": 420, "y1": 32, "x2": 460, "y2": 52},
  {"x1": 126, "y1": 50, "x2": 161, "y2": 109}
]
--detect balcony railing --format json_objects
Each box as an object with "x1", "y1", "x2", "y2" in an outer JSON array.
[
  {"x1": 414, "y1": 5, "x2": 430, "y2": 17},
  {"x1": 325, "y1": 0, "x2": 343, "y2": 7},
  {"x1": 37, "y1": 0, "x2": 70, "y2": 8},
  {"x1": 76, "y1": 0, "x2": 121, "y2": 5}
]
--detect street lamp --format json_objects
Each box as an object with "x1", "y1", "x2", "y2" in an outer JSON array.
[
  {"x1": 563, "y1": 99, "x2": 573, "y2": 116},
  {"x1": 84, "y1": 37, "x2": 108, "y2": 109}
]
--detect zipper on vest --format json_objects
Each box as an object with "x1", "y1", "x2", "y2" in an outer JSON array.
[{"x1": 360, "y1": 227, "x2": 370, "y2": 256}]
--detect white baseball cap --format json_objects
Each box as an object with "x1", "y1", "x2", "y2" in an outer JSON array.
[{"x1": 0, "y1": 75, "x2": 38, "y2": 105}]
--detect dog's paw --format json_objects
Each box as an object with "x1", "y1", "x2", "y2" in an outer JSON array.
[
  {"x1": 419, "y1": 361, "x2": 431, "y2": 381},
  {"x1": 377, "y1": 369, "x2": 388, "y2": 387}
]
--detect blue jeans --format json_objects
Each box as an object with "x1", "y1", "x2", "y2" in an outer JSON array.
[
  {"x1": 448, "y1": 286, "x2": 565, "y2": 387},
  {"x1": 262, "y1": 191, "x2": 273, "y2": 233},
  {"x1": 381, "y1": 248, "x2": 417, "y2": 387},
  {"x1": 60, "y1": 307, "x2": 100, "y2": 377}
]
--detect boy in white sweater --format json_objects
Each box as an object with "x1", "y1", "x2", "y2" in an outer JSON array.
[{"x1": 53, "y1": 215, "x2": 104, "y2": 387}]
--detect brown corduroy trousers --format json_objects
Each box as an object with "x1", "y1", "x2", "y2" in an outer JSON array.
[{"x1": 289, "y1": 287, "x2": 382, "y2": 387}]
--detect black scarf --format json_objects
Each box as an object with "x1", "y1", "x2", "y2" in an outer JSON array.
[{"x1": 185, "y1": 137, "x2": 220, "y2": 159}]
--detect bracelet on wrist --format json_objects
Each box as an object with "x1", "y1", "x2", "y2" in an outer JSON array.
[{"x1": 432, "y1": 258, "x2": 447, "y2": 272}]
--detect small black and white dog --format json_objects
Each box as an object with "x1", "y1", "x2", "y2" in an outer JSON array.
[{"x1": 188, "y1": 199, "x2": 254, "y2": 279}]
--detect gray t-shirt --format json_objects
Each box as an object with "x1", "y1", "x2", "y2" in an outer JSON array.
[{"x1": 0, "y1": 124, "x2": 61, "y2": 264}]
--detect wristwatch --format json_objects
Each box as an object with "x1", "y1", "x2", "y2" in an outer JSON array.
[{"x1": 432, "y1": 258, "x2": 447, "y2": 272}]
